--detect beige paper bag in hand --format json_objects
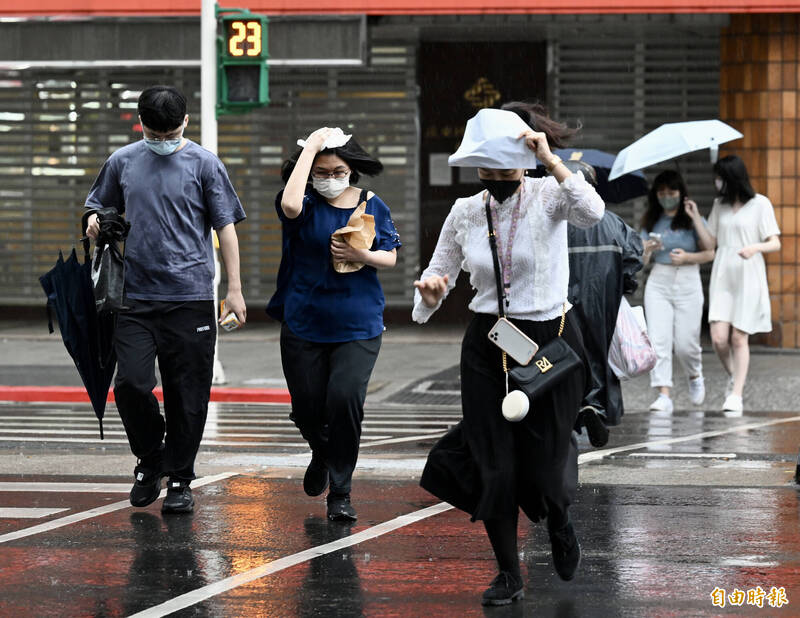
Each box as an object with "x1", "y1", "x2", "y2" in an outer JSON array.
[{"x1": 331, "y1": 200, "x2": 376, "y2": 273}]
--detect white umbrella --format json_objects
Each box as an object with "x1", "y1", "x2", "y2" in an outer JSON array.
[{"x1": 608, "y1": 120, "x2": 743, "y2": 180}]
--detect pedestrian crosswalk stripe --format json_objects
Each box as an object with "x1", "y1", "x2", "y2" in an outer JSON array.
[
  {"x1": 0, "y1": 507, "x2": 69, "y2": 519},
  {"x1": 0, "y1": 482, "x2": 130, "y2": 493},
  {"x1": 0, "y1": 403, "x2": 455, "y2": 448}
]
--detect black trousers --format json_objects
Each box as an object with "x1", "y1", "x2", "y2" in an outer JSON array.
[
  {"x1": 421, "y1": 313, "x2": 586, "y2": 524},
  {"x1": 113, "y1": 299, "x2": 216, "y2": 481},
  {"x1": 280, "y1": 323, "x2": 381, "y2": 495}
]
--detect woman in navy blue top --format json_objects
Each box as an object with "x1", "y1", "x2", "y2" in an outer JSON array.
[{"x1": 268, "y1": 127, "x2": 401, "y2": 521}]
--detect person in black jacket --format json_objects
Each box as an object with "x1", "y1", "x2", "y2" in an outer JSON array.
[{"x1": 565, "y1": 161, "x2": 644, "y2": 446}]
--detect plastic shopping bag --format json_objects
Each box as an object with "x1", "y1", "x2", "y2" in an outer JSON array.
[{"x1": 608, "y1": 296, "x2": 657, "y2": 380}]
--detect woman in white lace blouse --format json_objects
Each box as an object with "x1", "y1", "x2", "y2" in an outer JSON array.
[{"x1": 414, "y1": 103, "x2": 604, "y2": 606}]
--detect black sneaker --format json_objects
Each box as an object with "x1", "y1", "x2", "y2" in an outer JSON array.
[
  {"x1": 579, "y1": 406, "x2": 609, "y2": 448},
  {"x1": 303, "y1": 456, "x2": 329, "y2": 497},
  {"x1": 549, "y1": 521, "x2": 581, "y2": 581},
  {"x1": 161, "y1": 480, "x2": 194, "y2": 514},
  {"x1": 326, "y1": 493, "x2": 357, "y2": 521},
  {"x1": 129, "y1": 462, "x2": 164, "y2": 508},
  {"x1": 481, "y1": 571, "x2": 524, "y2": 606}
]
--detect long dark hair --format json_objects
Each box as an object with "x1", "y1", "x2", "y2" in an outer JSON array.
[
  {"x1": 280, "y1": 135, "x2": 383, "y2": 184},
  {"x1": 500, "y1": 101, "x2": 579, "y2": 149},
  {"x1": 713, "y1": 154, "x2": 755, "y2": 205},
  {"x1": 641, "y1": 170, "x2": 693, "y2": 232}
]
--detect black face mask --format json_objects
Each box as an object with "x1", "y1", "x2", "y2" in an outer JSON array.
[{"x1": 481, "y1": 179, "x2": 521, "y2": 203}]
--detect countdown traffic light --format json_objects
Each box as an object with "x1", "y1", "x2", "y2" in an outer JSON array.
[{"x1": 217, "y1": 9, "x2": 269, "y2": 115}]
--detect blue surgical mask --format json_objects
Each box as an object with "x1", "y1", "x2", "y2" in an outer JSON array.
[
  {"x1": 658, "y1": 195, "x2": 681, "y2": 211},
  {"x1": 145, "y1": 137, "x2": 183, "y2": 156}
]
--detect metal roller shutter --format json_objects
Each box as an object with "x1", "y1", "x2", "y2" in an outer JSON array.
[
  {"x1": 0, "y1": 32, "x2": 418, "y2": 309},
  {"x1": 551, "y1": 31, "x2": 721, "y2": 226},
  {"x1": 550, "y1": 30, "x2": 721, "y2": 302}
]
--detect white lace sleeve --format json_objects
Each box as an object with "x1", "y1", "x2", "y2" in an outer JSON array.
[
  {"x1": 542, "y1": 172, "x2": 605, "y2": 228},
  {"x1": 412, "y1": 203, "x2": 465, "y2": 324}
]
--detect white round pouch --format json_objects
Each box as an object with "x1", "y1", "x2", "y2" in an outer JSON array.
[{"x1": 502, "y1": 390, "x2": 529, "y2": 422}]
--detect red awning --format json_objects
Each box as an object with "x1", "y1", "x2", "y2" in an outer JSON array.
[{"x1": 1, "y1": 0, "x2": 798, "y2": 16}]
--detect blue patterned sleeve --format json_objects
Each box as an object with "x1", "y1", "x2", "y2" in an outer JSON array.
[{"x1": 370, "y1": 194, "x2": 402, "y2": 251}]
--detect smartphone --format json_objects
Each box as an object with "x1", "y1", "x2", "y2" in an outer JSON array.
[
  {"x1": 487, "y1": 318, "x2": 539, "y2": 365},
  {"x1": 648, "y1": 232, "x2": 662, "y2": 241},
  {"x1": 219, "y1": 300, "x2": 241, "y2": 332}
]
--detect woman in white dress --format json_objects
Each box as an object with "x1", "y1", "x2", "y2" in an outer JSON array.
[{"x1": 694, "y1": 155, "x2": 781, "y2": 414}]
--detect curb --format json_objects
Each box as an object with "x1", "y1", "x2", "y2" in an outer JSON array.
[{"x1": 0, "y1": 385, "x2": 291, "y2": 404}]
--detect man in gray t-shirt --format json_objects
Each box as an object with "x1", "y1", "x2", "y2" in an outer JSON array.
[{"x1": 84, "y1": 85, "x2": 246, "y2": 514}]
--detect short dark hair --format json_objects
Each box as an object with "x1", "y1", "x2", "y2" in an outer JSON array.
[
  {"x1": 138, "y1": 86, "x2": 187, "y2": 133},
  {"x1": 500, "y1": 101, "x2": 579, "y2": 149},
  {"x1": 641, "y1": 169, "x2": 693, "y2": 232},
  {"x1": 281, "y1": 135, "x2": 383, "y2": 185},
  {"x1": 713, "y1": 154, "x2": 755, "y2": 205}
]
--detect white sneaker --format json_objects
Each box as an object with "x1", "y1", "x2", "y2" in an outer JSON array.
[
  {"x1": 688, "y1": 376, "x2": 706, "y2": 406},
  {"x1": 724, "y1": 375, "x2": 734, "y2": 398},
  {"x1": 722, "y1": 394, "x2": 743, "y2": 415},
  {"x1": 649, "y1": 394, "x2": 673, "y2": 413}
]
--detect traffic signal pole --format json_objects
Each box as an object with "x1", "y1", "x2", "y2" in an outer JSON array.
[{"x1": 201, "y1": 0, "x2": 226, "y2": 384}]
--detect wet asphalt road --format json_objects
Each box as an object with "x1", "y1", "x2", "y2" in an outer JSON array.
[{"x1": 1, "y1": 400, "x2": 800, "y2": 616}]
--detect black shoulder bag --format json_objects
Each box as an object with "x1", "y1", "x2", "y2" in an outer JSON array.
[
  {"x1": 81, "y1": 208, "x2": 130, "y2": 314},
  {"x1": 484, "y1": 194, "x2": 582, "y2": 404}
]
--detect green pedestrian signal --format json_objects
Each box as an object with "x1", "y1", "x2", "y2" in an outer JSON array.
[{"x1": 217, "y1": 7, "x2": 269, "y2": 116}]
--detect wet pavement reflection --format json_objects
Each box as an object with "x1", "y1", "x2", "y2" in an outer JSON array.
[
  {"x1": 1, "y1": 404, "x2": 800, "y2": 615},
  {"x1": 1, "y1": 474, "x2": 799, "y2": 616}
]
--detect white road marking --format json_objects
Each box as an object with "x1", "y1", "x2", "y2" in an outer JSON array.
[
  {"x1": 627, "y1": 452, "x2": 738, "y2": 459},
  {"x1": 578, "y1": 415, "x2": 800, "y2": 464},
  {"x1": 128, "y1": 502, "x2": 454, "y2": 618},
  {"x1": 411, "y1": 380, "x2": 460, "y2": 396},
  {"x1": 0, "y1": 507, "x2": 69, "y2": 518},
  {"x1": 361, "y1": 431, "x2": 449, "y2": 447},
  {"x1": 0, "y1": 482, "x2": 130, "y2": 493},
  {"x1": 0, "y1": 472, "x2": 236, "y2": 545}
]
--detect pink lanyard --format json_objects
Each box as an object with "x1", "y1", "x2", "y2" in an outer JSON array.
[{"x1": 489, "y1": 184, "x2": 523, "y2": 308}]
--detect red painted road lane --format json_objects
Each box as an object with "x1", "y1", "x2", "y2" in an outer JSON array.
[
  {"x1": 0, "y1": 490, "x2": 126, "y2": 535},
  {"x1": 2, "y1": 478, "x2": 800, "y2": 614},
  {"x1": 189, "y1": 485, "x2": 800, "y2": 616},
  {"x1": 0, "y1": 385, "x2": 291, "y2": 404},
  {"x1": 0, "y1": 476, "x2": 440, "y2": 617}
]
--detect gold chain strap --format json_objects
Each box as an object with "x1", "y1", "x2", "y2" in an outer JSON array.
[{"x1": 501, "y1": 303, "x2": 566, "y2": 378}]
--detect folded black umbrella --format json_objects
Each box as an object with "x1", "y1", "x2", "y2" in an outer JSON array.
[
  {"x1": 40, "y1": 244, "x2": 116, "y2": 439},
  {"x1": 536, "y1": 148, "x2": 649, "y2": 204}
]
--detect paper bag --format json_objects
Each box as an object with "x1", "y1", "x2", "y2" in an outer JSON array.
[{"x1": 331, "y1": 201, "x2": 375, "y2": 273}]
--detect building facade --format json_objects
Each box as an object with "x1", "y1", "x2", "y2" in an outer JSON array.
[{"x1": 0, "y1": 3, "x2": 797, "y2": 346}]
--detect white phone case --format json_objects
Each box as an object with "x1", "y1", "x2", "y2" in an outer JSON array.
[{"x1": 487, "y1": 318, "x2": 539, "y2": 365}]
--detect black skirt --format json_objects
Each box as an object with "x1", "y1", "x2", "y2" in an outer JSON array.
[{"x1": 420, "y1": 312, "x2": 588, "y2": 523}]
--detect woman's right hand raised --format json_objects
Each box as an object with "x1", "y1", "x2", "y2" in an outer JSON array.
[
  {"x1": 303, "y1": 127, "x2": 334, "y2": 152},
  {"x1": 413, "y1": 274, "x2": 449, "y2": 308}
]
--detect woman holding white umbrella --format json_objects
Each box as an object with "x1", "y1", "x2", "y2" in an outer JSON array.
[{"x1": 693, "y1": 155, "x2": 781, "y2": 414}]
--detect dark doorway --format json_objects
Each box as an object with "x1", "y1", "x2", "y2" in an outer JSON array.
[{"x1": 418, "y1": 41, "x2": 547, "y2": 324}]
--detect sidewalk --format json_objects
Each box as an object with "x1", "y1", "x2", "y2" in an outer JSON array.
[{"x1": 1, "y1": 318, "x2": 798, "y2": 412}]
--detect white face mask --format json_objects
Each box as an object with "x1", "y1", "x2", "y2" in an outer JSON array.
[
  {"x1": 313, "y1": 176, "x2": 350, "y2": 199},
  {"x1": 715, "y1": 178, "x2": 724, "y2": 193}
]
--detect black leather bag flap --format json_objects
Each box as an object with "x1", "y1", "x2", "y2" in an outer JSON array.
[{"x1": 508, "y1": 337, "x2": 581, "y2": 400}]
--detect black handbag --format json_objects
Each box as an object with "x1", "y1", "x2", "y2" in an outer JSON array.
[
  {"x1": 484, "y1": 195, "x2": 582, "y2": 403},
  {"x1": 81, "y1": 208, "x2": 130, "y2": 314}
]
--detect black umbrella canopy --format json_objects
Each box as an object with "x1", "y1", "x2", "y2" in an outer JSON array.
[
  {"x1": 40, "y1": 247, "x2": 116, "y2": 439},
  {"x1": 536, "y1": 148, "x2": 649, "y2": 204}
]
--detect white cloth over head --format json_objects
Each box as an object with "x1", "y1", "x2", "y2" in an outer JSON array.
[
  {"x1": 448, "y1": 108, "x2": 539, "y2": 170},
  {"x1": 297, "y1": 127, "x2": 352, "y2": 150}
]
